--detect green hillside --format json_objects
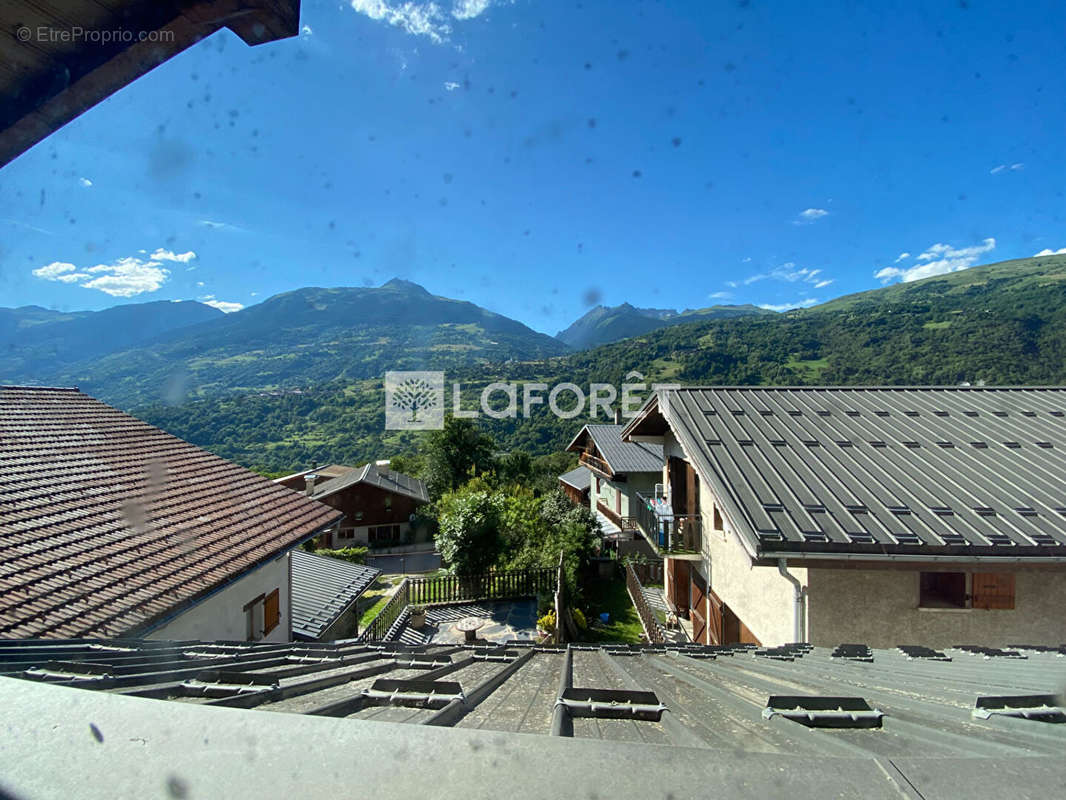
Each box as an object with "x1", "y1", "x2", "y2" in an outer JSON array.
[{"x1": 138, "y1": 255, "x2": 1066, "y2": 473}]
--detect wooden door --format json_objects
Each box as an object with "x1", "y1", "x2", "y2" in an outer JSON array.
[
  {"x1": 669, "y1": 457, "x2": 687, "y2": 515},
  {"x1": 690, "y1": 569, "x2": 708, "y2": 644},
  {"x1": 667, "y1": 558, "x2": 691, "y2": 618},
  {"x1": 706, "y1": 588, "x2": 723, "y2": 645}
]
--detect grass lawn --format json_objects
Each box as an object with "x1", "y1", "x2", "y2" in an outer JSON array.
[
  {"x1": 356, "y1": 578, "x2": 396, "y2": 628},
  {"x1": 579, "y1": 574, "x2": 645, "y2": 644}
]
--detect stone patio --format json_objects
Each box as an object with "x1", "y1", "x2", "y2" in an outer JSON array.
[{"x1": 391, "y1": 599, "x2": 540, "y2": 645}]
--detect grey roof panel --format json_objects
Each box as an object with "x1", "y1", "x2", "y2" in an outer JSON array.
[
  {"x1": 660, "y1": 387, "x2": 1066, "y2": 559},
  {"x1": 290, "y1": 551, "x2": 381, "y2": 639},
  {"x1": 572, "y1": 424, "x2": 664, "y2": 474},
  {"x1": 312, "y1": 464, "x2": 429, "y2": 504},
  {"x1": 2, "y1": 638, "x2": 1065, "y2": 763},
  {"x1": 558, "y1": 466, "x2": 591, "y2": 491}
]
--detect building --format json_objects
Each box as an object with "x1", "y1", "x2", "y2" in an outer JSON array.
[
  {"x1": 3, "y1": 637, "x2": 1064, "y2": 798},
  {"x1": 277, "y1": 462, "x2": 429, "y2": 549},
  {"x1": 0, "y1": 386, "x2": 342, "y2": 642},
  {"x1": 623, "y1": 386, "x2": 1066, "y2": 648},
  {"x1": 565, "y1": 423, "x2": 664, "y2": 545},
  {"x1": 557, "y1": 465, "x2": 591, "y2": 506},
  {"x1": 290, "y1": 550, "x2": 381, "y2": 641}
]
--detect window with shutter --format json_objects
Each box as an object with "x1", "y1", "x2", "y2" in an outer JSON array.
[
  {"x1": 263, "y1": 588, "x2": 281, "y2": 634},
  {"x1": 972, "y1": 573, "x2": 1015, "y2": 610}
]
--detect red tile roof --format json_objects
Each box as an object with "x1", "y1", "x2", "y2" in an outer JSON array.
[{"x1": 0, "y1": 386, "x2": 343, "y2": 639}]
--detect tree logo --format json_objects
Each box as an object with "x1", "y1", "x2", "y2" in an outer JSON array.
[{"x1": 385, "y1": 371, "x2": 445, "y2": 430}]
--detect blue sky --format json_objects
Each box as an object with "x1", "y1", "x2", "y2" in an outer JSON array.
[{"x1": 2, "y1": 0, "x2": 1064, "y2": 332}]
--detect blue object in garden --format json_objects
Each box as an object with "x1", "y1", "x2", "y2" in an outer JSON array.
[{"x1": 599, "y1": 613, "x2": 610, "y2": 624}]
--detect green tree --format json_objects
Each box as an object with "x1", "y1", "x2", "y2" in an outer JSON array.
[
  {"x1": 423, "y1": 417, "x2": 497, "y2": 498},
  {"x1": 435, "y1": 479, "x2": 502, "y2": 575}
]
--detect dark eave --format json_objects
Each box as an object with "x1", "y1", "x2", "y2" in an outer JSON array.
[{"x1": 0, "y1": 0, "x2": 301, "y2": 167}]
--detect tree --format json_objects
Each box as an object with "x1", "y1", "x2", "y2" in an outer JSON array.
[
  {"x1": 422, "y1": 417, "x2": 497, "y2": 498},
  {"x1": 435, "y1": 479, "x2": 502, "y2": 575}
]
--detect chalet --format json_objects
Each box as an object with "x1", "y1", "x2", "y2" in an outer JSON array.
[
  {"x1": 623, "y1": 386, "x2": 1066, "y2": 649},
  {"x1": 277, "y1": 463, "x2": 429, "y2": 549},
  {"x1": 565, "y1": 424, "x2": 664, "y2": 544},
  {"x1": 0, "y1": 386, "x2": 342, "y2": 643},
  {"x1": 558, "y1": 465, "x2": 591, "y2": 507}
]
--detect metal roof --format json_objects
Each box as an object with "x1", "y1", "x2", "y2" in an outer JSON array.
[
  {"x1": 1, "y1": 637, "x2": 1064, "y2": 770},
  {"x1": 311, "y1": 463, "x2": 429, "y2": 504},
  {"x1": 557, "y1": 466, "x2": 591, "y2": 491},
  {"x1": 289, "y1": 551, "x2": 381, "y2": 640},
  {"x1": 633, "y1": 387, "x2": 1066, "y2": 561},
  {"x1": 566, "y1": 424, "x2": 664, "y2": 475},
  {"x1": 0, "y1": 386, "x2": 343, "y2": 639}
]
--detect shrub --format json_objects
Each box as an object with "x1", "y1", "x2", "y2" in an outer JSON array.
[
  {"x1": 537, "y1": 610, "x2": 556, "y2": 633},
  {"x1": 571, "y1": 607, "x2": 587, "y2": 630},
  {"x1": 313, "y1": 546, "x2": 368, "y2": 565}
]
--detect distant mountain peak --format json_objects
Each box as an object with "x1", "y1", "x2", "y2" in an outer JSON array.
[{"x1": 381, "y1": 278, "x2": 430, "y2": 294}]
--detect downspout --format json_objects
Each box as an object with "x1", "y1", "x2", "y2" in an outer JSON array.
[{"x1": 777, "y1": 558, "x2": 807, "y2": 644}]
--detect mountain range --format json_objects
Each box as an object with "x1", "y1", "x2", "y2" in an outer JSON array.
[
  {"x1": 555, "y1": 302, "x2": 772, "y2": 349},
  {"x1": 4, "y1": 255, "x2": 1066, "y2": 430}
]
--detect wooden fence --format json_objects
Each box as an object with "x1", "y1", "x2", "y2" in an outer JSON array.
[
  {"x1": 625, "y1": 562, "x2": 665, "y2": 644},
  {"x1": 359, "y1": 568, "x2": 556, "y2": 641}
]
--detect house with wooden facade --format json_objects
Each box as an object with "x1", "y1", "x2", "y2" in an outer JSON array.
[
  {"x1": 0, "y1": 386, "x2": 342, "y2": 643},
  {"x1": 623, "y1": 386, "x2": 1066, "y2": 649},
  {"x1": 558, "y1": 465, "x2": 592, "y2": 507},
  {"x1": 277, "y1": 462, "x2": 429, "y2": 549},
  {"x1": 565, "y1": 423, "x2": 665, "y2": 542}
]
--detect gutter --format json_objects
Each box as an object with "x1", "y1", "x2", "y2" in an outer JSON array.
[
  {"x1": 760, "y1": 551, "x2": 1066, "y2": 565},
  {"x1": 777, "y1": 558, "x2": 806, "y2": 644}
]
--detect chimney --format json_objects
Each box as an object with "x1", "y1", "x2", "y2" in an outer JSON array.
[
  {"x1": 614, "y1": 406, "x2": 623, "y2": 425},
  {"x1": 304, "y1": 473, "x2": 318, "y2": 496}
]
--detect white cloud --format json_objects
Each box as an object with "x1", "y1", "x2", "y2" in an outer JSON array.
[
  {"x1": 200, "y1": 298, "x2": 244, "y2": 313},
  {"x1": 198, "y1": 218, "x2": 246, "y2": 233},
  {"x1": 348, "y1": 0, "x2": 498, "y2": 43},
  {"x1": 895, "y1": 252, "x2": 910, "y2": 263},
  {"x1": 196, "y1": 281, "x2": 205, "y2": 287},
  {"x1": 813, "y1": 279, "x2": 834, "y2": 289},
  {"x1": 1034, "y1": 247, "x2": 1066, "y2": 256},
  {"x1": 740, "y1": 265, "x2": 830, "y2": 287},
  {"x1": 708, "y1": 291, "x2": 732, "y2": 300},
  {"x1": 758, "y1": 297, "x2": 820, "y2": 312},
  {"x1": 794, "y1": 208, "x2": 828, "y2": 224},
  {"x1": 150, "y1": 248, "x2": 197, "y2": 263},
  {"x1": 301, "y1": 24, "x2": 313, "y2": 37},
  {"x1": 990, "y1": 163, "x2": 1024, "y2": 175},
  {"x1": 741, "y1": 256, "x2": 751, "y2": 263},
  {"x1": 443, "y1": 81, "x2": 461, "y2": 91},
  {"x1": 452, "y1": 0, "x2": 491, "y2": 19},
  {"x1": 78, "y1": 177, "x2": 93, "y2": 188},
  {"x1": 875, "y1": 237, "x2": 996, "y2": 283},
  {"x1": 31, "y1": 248, "x2": 186, "y2": 297}
]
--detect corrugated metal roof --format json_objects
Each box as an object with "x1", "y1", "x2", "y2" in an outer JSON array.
[
  {"x1": 651, "y1": 387, "x2": 1066, "y2": 560},
  {"x1": 0, "y1": 386, "x2": 343, "y2": 639},
  {"x1": 290, "y1": 551, "x2": 381, "y2": 640},
  {"x1": 558, "y1": 466, "x2": 591, "y2": 491},
  {"x1": 312, "y1": 463, "x2": 429, "y2": 504},
  {"x1": 1, "y1": 637, "x2": 1064, "y2": 761},
  {"x1": 567, "y1": 424, "x2": 664, "y2": 475}
]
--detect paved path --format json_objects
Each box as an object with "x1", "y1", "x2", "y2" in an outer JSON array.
[
  {"x1": 640, "y1": 585, "x2": 690, "y2": 643},
  {"x1": 392, "y1": 600, "x2": 539, "y2": 646},
  {"x1": 367, "y1": 551, "x2": 441, "y2": 575}
]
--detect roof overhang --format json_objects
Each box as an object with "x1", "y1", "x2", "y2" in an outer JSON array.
[
  {"x1": 1, "y1": 0, "x2": 301, "y2": 167},
  {"x1": 620, "y1": 393, "x2": 671, "y2": 441}
]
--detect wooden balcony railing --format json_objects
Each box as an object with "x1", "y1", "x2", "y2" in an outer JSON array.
[
  {"x1": 625, "y1": 562, "x2": 665, "y2": 644},
  {"x1": 633, "y1": 492, "x2": 702, "y2": 556},
  {"x1": 579, "y1": 451, "x2": 613, "y2": 476}
]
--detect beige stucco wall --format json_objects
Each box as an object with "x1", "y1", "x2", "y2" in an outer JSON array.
[
  {"x1": 808, "y1": 567, "x2": 1066, "y2": 649},
  {"x1": 589, "y1": 471, "x2": 659, "y2": 520},
  {"x1": 663, "y1": 433, "x2": 805, "y2": 647},
  {"x1": 146, "y1": 553, "x2": 291, "y2": 643}
]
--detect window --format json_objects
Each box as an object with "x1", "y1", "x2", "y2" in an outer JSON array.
[
  {"x1": 713, "y1": 505, "x2": 724, "y2": 531},
  {"x1": 972, "y1": 573, "x2": 1015, "y2": 609},
  {"x1": 385, "y1": 496, "x2": 392, "y2": 511},
  {"x1": 368, "y1": 524, "x2": 401, "y2": 544},
  {"x1": 919, "y1": 572, "x2": 967, "y2": 608},
  {"x1": 263, "y1": 588, "x2": 281, "y2": 635}
]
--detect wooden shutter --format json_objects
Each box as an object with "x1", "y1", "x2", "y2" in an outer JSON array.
[
  {"x1": 263, "y1": 588, "x2": 281, "y2": 634},
  {"x1": 972, "y1": 573, "x2": 1015, "y2": 610}
]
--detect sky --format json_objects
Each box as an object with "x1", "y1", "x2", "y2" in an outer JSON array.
[{"x1": 1, "y1": 0, "x2": 1064, "y2": 332}]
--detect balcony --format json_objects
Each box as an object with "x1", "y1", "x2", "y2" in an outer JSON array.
[
  {"x1": 633, "y1": 491, "x2": 702, "y2": 559},
  {"x1": 579, "y1": 451, "x2": 613, "y2": 477}
]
